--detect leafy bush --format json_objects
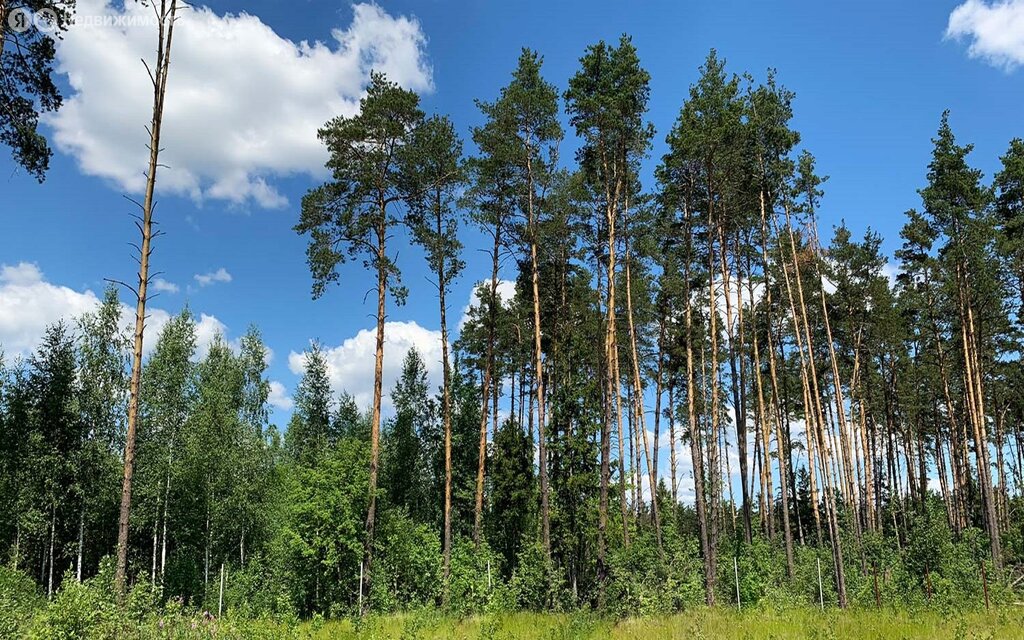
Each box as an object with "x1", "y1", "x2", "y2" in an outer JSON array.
[
  {"x1": 223, "y1": 554, "x2": 296, "y2": 621},
  {"x1": 598, "y1": 524, "x2": 705, "y2": 618},
  {"x1": 0, "y1": 566, "x2": 42, "y2": 639},
  {"x1": 507, "y1": 541, "x2": 569, "y2": 612},
  {"x1": 28, "y1": 567, "x2": 121, "y2": 640},
  {"x1": 372, "y1": 510, "x2": 442, "y2": 611},
  {"x1": 445, "y1": 537, "x2": 500, "y2": 615}
]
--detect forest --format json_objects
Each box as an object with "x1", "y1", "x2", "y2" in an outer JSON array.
[{"x1": 2, "y1": 0, "x2": 1024, "y2": 638}]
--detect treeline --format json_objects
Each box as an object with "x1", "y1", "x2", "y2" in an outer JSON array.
[{"x1": 3, "y1": 39, "x2": 1024, "y2": 617}]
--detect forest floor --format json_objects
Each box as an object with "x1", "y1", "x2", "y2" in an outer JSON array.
[{"x1": 296, "y1": 608, "x2": 1024, "y2": 639}]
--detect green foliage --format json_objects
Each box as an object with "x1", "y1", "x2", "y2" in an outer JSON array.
[
  {"x1": 281, "y1": 435, "x2": 369, "y2": 616},
  {"x1": 604, "y1": 529, "x2": 703, "y2": 617},
  {"x1": 506, "y1": 541, "x2": 569, "y2": 612},
  {"x1": 444, "y1": 538, "x2": 500, "y2": 615},
  {"x1": 719, "y1": 536, "x2": 789, "y2": 609},
  {"x1": 0, "y1": 567, "x2": 41, "y2": 639},
  {"x1": 372, "y1": 511, "x2": 441, "y2": 611},
  {"x1": 286, "y1": 342, "x2": 333, "y2": 464},
  {"x1": 0, "y1": 0, "x2": 74, "y2": 181}
]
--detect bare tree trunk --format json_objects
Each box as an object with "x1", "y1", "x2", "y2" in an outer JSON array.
[
  {"x1": 151, "y1": 516, "x2": 158, "y2": 583},
  {"x1": 474, "y1": 228, "x2": 502, "y2": 545},
  {"x1": 668, "y1": 381, "x2": 679, "y2": 505},
  {"x1": 439, "y1": 227, "x2": 454, "y2": 603},
  {"x1": 524, "y1": 154, "x2": 551, "y2": 562},
  {"x1": 718, "y1": 226, "x2": 752, "y2": 543},
  {"x1": 777, "y1": 226, "x2": 823, "y2": 546},
  {"x1": 597, "y1": 249, "x2": 611, "y2": 590},
  {"x1": 160, "y1": 438, "x2": 172, "y2": 585},
  {"x1": 612, "y1": 331, "x2": 630, "y2": 545},
  {"x1": 780, "y1": 205, "x2": 848, "y2": 607},
  {"x1": 115, "y1": 0, "x2": 179, "y2": 596},
  {"x1": 960, "y1": 286, "x2": 1001, "y2": 568},
  {"x1": 809, "y1": 216, "x2": 862, "y2": 549},
  {"x1": 204, "y1": 501, "x2": 210, "y2": 591},
  {"x1": 757, "y1": 191, "x2": 794, "y2": 575},
  {"x1": 624, "y1": 235, "x2": 662, "y2": 550},
  {"x1": 684, "y1": 252, "x2": 713, "y2": 605},
  {"x1": 360, "y1": 216, "x2": 389, "y2": 615},
  {"x1": 706, "y1": 213, "x2": 722, "y2": 600}
]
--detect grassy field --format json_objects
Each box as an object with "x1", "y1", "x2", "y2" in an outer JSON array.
[{"x1": 296, "y1": 609, "x2": 1024, "y2": 639}]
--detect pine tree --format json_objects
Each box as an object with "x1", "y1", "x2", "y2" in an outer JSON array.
[
  {"x1": 565, "y1": 35, "x2": 655, "y2": 582},
  {"x1": 295, "y1": 73, "x2": 426, "y2": 607},
  {"x1": 115, "y1": 0, "x2": 181, "y2": 594},
  {"x1": 403, "y1": 114, "x2": 465, "y2": 596},
  {"x1": 0, "y1": 0, "x2": 75, "y2": 180},
  {"x1": 475, "y1": 49, "x2": 562, "y2": 564}
]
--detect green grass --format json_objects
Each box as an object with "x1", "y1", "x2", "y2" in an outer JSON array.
[{"x1": 297, "y1": 608, "x2": 1024, "y2": 639}]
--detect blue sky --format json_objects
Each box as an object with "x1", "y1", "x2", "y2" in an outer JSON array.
[{"x1": 0, "y1": 0, "x2": 1021, "y2": 432}]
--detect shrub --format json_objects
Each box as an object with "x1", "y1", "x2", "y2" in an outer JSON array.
[{"x1": 0, "y1": 566, "x2": 42, "y2": 640}]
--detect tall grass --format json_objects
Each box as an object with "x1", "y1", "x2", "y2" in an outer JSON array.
[{"x1": 302, "y1": 609, "x2": 1023, "y2": 640}]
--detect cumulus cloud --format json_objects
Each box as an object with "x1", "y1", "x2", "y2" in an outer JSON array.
[
  {"x1": 47, "y1": 1, "x2": 433, "y2": 208},
  {"x1": 947, "y1": 0, "x2": 1024, "y2": 70},
  {"x1": 457, "y1": 279, "x2": 517, "y2": 332},
  {"x1": 151, "y1": 278, "x2": 180, "y2": 294},
  {"x1": 881, "y1": 262, "x2": 901, "y2": 288},
  {"x1": 268, "y1": 381, "x2": 294, "y2": 411},
  {"x1": 0, "y1": 263, "x2": 105, "y2": 356},
  {"x1": 194, "y1": 268, "x2": 232, "y2": 287},
  {"x1": 0, "y1": 261, "x2": 229, "y2": 360},
  {"x1": 288, "y1": 321, "x2": 444, "y2": 412}
]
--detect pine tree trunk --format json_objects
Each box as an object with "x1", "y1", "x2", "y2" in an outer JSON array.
[
  {"x1": 440, "y1": 217, "x2": 454, "y2": 601},
  {"x1": 525, "y1": 154, "x2": 552, "y2": 562},
  {"x1": 668, "y1": 381, "x2": 679, "y2": 505},
  {"x1": 781, "y1": 206, "x2": 848, "y2": 607},
  {"x1": 597, "y1": 250, "x2": 611, "y2": 591},
  {"x1": 706, "y1": 211, "x2": 722, "y2": 599},
  {"x1": 809, "y1": 216, "x2": 862, "y2": 549},
  {"x1": 612, "y1": 333, "x2": 630, "y2": 545},
  {"x1": 624, "y1": 237, "x2": 662, "y2": 550},
  {"x1": 758, "y1": 192, "x2": 795, "y2": 574},
  {"x1": 361, "y1": 214, "x2": 389, "y2": 615},
  {"x1": 115, "y1": 0, "x2": 179, "y2": 596},
  {"x1": 684, "y1": 249, "x2": 713, "y2": 605},
  {"x1": 717, "y1": 226, "x2": 753, "y2": 543},
  {"x1": 474, "y1": 227, "x2": 502, "y2": 545}
]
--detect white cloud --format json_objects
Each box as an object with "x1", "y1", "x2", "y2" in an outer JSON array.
[
  {"x1": 457, "y1": 279, "x2": 517, "y2": 332},
  {"x1": 0, "y1": 263, "x2": 106, "y2": 356},
  {"x1": 0, "y1": 261, "x2": 228, "y2": 361},
  {"x1": 268, "y1": 380, "x2": 294, "y2": 411},
  {"x1": 193, "y1": 313, "x2": 230, "y2": 359},
  {"x1": 47, "y1": 1, "x2": 433, "y2": 208},
  {"x1": 194, "y1": 268, "x2": 232, "y2": 287},
  {"x1": 881, "y1": 262, "x2": 900, "y2": 288},
  {"x1": 947, "y1": 0, "x2": 1024, "y2": 70},
  {"x1": 151, "y1": 278, "x2": 180, "y2": 294},
  {"x1": 288, "y1": 320, "x2": 444, "y2": 412}
]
